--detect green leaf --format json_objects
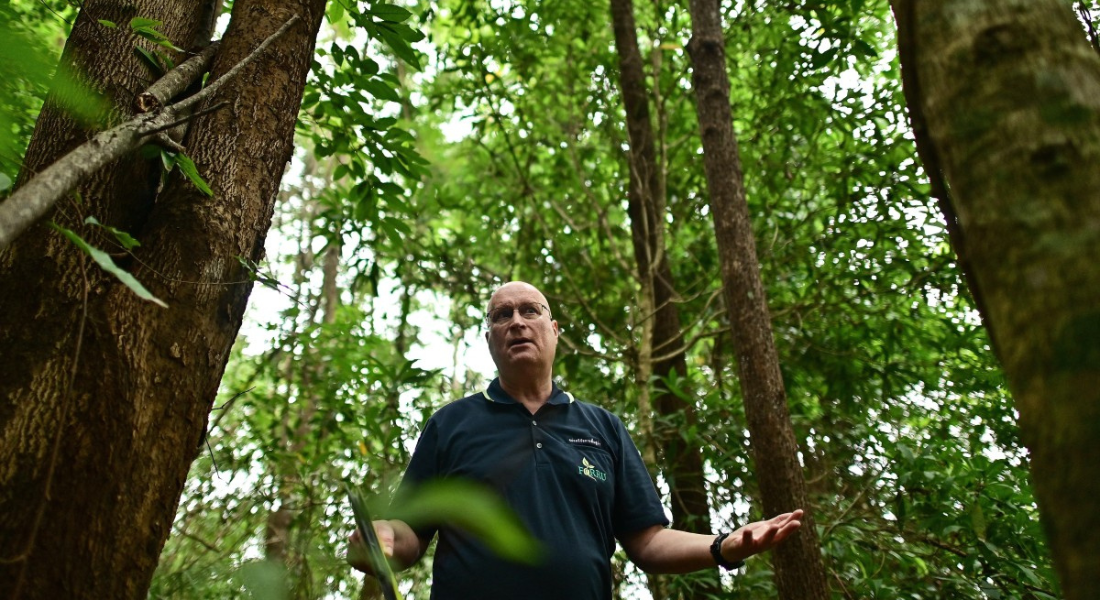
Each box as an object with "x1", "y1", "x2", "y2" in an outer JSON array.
[
  {"x1": 371, "y1": 4, "x2": 412, "y2": 23},
  {"x1": 851, "y1": 39, "x2": 877, "y2": 59},
  {"x1": 388, "y1": 479, "x2": 543, "y2": 565},
  {"x1": 175, "y1": 153, "x2": 214, "y2": 196},
  {"x1": 84, "y1": 216, "x2": 141, "y2": 250},
  {"x1": 0, "y1": 173, "x2": 11, "y2": 193},
  {"x1": 362, "y1": 79, "x2": 400, "y2": 102},
  {"x1": 98, "y1": 19, "x2": 117, "y2": 28},
  {"x1": 326, "y1": 0, "x2": 346, "y2": 25},
  {"x1": 375, "y1": 24, "x2": 420, "y2": 67},
  {"x1": 51, "y1": 223, "x2": 167, "y2": 308},
  {"x1": 129, "y1": 17, "x2": 163, "y2": 31},
  {"x1": 155, "y1": 38, "x2": 185, "y2": 53},
  {"x1": 134, "y1": 46, "x2": 164, "y2": 76},
  {"x1": 970, "y1": 502, "x2": 987, "y2": 540}
]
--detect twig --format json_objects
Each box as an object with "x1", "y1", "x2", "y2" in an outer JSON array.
[
  {"x1": 150, "y1": 132, "x2": 187, "y2": 153},
  {"x1": 1078, "y1": 2, "x2": 1100, "y2": 55}
]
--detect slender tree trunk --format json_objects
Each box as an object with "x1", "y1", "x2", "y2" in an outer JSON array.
[
  {"x1": 892, "y1": 2, "x2": 1100, "y2": 597},
  {"x1": 685, "y1": 1, "x2": 829, "y2": 598},
  {"x1": 608, "y1": 0, "x2": 716, "y2": 596},
  {"x1": 267, "y1": 234, "x2": 341, "y2": 599},
  {"x1": 0, "y1": 0, "x2": 327, "y2": 597}
]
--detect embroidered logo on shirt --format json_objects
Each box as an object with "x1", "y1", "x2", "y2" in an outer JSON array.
[
  {"x1": 578, "y1": 456, "x2": 607, "y2": 482},
  {"x1": 568, "y1": 437, "x2": 602, "y2": 448}
]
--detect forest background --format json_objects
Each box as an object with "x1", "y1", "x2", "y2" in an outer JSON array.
[{"x1": 2, "y1": 0, "x2": 1096, "y2": 598}]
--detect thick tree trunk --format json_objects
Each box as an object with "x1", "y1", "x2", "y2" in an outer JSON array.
[
  {"x1": 685, "y1": 1, "x2": 829, "y2": 598},
  {"x1": 608, "y1": 0, "x2": 716, "y2": 596},
  {"x1": 892, "y1": 2, "x2": 1100, "y2": 597},
  {"x1": 0, "y1": 0, "x2": 327, "y2": 598}
]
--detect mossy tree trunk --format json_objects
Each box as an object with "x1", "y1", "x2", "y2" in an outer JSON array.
[{"x1": 892, "y1": 1, "x2": 1100, "y2": 598}]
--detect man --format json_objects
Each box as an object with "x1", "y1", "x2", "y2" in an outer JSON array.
[{"x1": 351, "y1": 281, "x2": 803, "y2": 598}]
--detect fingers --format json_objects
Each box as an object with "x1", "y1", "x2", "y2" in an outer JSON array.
[
  {"x1": 347, "y1": 519, "x2": 396, "y2": 574},
  {"x1": 733, "y1": 509, "x2": 805, "y2": 554},
  {"x1": 768, "y1": 509, "x2": 803, "y2": 526},
  {"x1": 374, "y1": 520, "x2": 395, "y2": 557}
]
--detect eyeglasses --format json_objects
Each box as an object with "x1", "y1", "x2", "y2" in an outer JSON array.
[{"x1": 486, "y1": 302, "x2": 552, "y2": 326}]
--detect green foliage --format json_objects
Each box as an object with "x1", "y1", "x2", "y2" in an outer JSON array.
[
  {"x1": 234, "y1": 560, "x2": 289, "y2": 600},
  {"x1": 51, "y1": 221, "x2": 167, "y2": 307},
  {"x1": 145, "y1": 0, "x2": 1064, "y2": 598},
  {"x1": 128, "y1": 17, "x2": 181, "y2": 74},
  {"x1": 0, "y1": 1, "x2": 72, "y2": 183},
  {"x1": 84, "y1": 216, "x2": 141, "y2": 250}
]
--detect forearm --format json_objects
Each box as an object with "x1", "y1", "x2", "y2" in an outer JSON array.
[
  {"x1": 621, "y1": 510, "x2": 803, "y2": 574},
  {"x1": 621, "y1": 527, "x2": 721, "y2": 574}
]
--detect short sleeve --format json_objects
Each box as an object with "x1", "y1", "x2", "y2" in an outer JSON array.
[
  {"x1": 610, "y1": 416, "x2": 669, "y2": 537},
  {"x1": 391, "y1": 418, "x2": 441, "y2": 540}
]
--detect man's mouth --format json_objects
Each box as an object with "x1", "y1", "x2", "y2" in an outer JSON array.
[{"x1": 509, "y1": 338, "x2": 533, "y2": 348}]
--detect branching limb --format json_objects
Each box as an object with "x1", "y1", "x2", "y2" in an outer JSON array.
[
  {"x1": 135, "y1": 41, "x2": 222, "y2": 113},
  {"x1": 0, "y1": 15, "x2": 301, "y2": 250}
]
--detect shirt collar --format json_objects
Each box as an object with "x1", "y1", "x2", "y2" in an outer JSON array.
[{"x1": 482, "y1": 377, "x2": 574, "y2": 405}]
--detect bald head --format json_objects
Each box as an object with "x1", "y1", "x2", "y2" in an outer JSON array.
[{"x1": 484, "y1": 281, "x2": 559, "y2": 387}]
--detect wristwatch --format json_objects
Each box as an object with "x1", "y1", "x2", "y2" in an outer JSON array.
[{"x1": 710, "y1": 532, "x2": 745, "y2": 570}]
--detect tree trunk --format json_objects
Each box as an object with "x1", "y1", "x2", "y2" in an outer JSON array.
[
  {"x1": 892, "y1": 2, "x2": 1100, "y2": 597},
  {"x1": 0, "y1": 0, "x2": 327, "y2": 598},
  {"x1": 608, "y1": 0, "x2": 716, "y2": 596},
  {"x1": 685, "y1": 1, "x2": 829, "y2": 598}
]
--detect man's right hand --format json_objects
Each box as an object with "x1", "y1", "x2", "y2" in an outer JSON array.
[{"x1": 348, "y1": 519, "x2": 395, "y2": 575}]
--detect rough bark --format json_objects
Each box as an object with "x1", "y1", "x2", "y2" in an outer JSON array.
[
  {"x1": 0, "y1": 0, "x2": 327, "y2": 598},
  {"x1": 685, "y1": 1, "x2": 829, "y2": 598},
  {"x1": 608, "y1": 0, "x2": 716, "y2": 596},
  {"x1": 892, "y1": 2, "x2": 1100, "y2": 598}
]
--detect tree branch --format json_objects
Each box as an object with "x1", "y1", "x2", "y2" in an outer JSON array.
[
  {"x1": 134, "y1": 41, "x2": 222, "y2": 113},
  {"x1": 0, "y1": 15, "x2": 301, "y2": 250}
]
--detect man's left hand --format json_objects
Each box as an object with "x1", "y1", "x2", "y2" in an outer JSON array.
[{"x1": 721, "y1": 509, "x2": 803, "y2": 563}]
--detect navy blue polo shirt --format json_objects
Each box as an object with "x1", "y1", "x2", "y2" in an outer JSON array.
[{"x1": 396, "y1": 378, "x2": 668, "y2": 600}]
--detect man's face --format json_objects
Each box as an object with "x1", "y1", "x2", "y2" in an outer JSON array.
[{"x1": 484, "y1": 282, "x2": 559, "y2": 376}]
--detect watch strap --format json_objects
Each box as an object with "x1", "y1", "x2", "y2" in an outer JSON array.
[{"x1": 710, "y1": 532, "x2": 745, "y2": 570}]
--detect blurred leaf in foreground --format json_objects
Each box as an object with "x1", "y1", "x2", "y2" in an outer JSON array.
[{"x1": 386, "y1": 479, "x2": 544, "y2": 566}]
